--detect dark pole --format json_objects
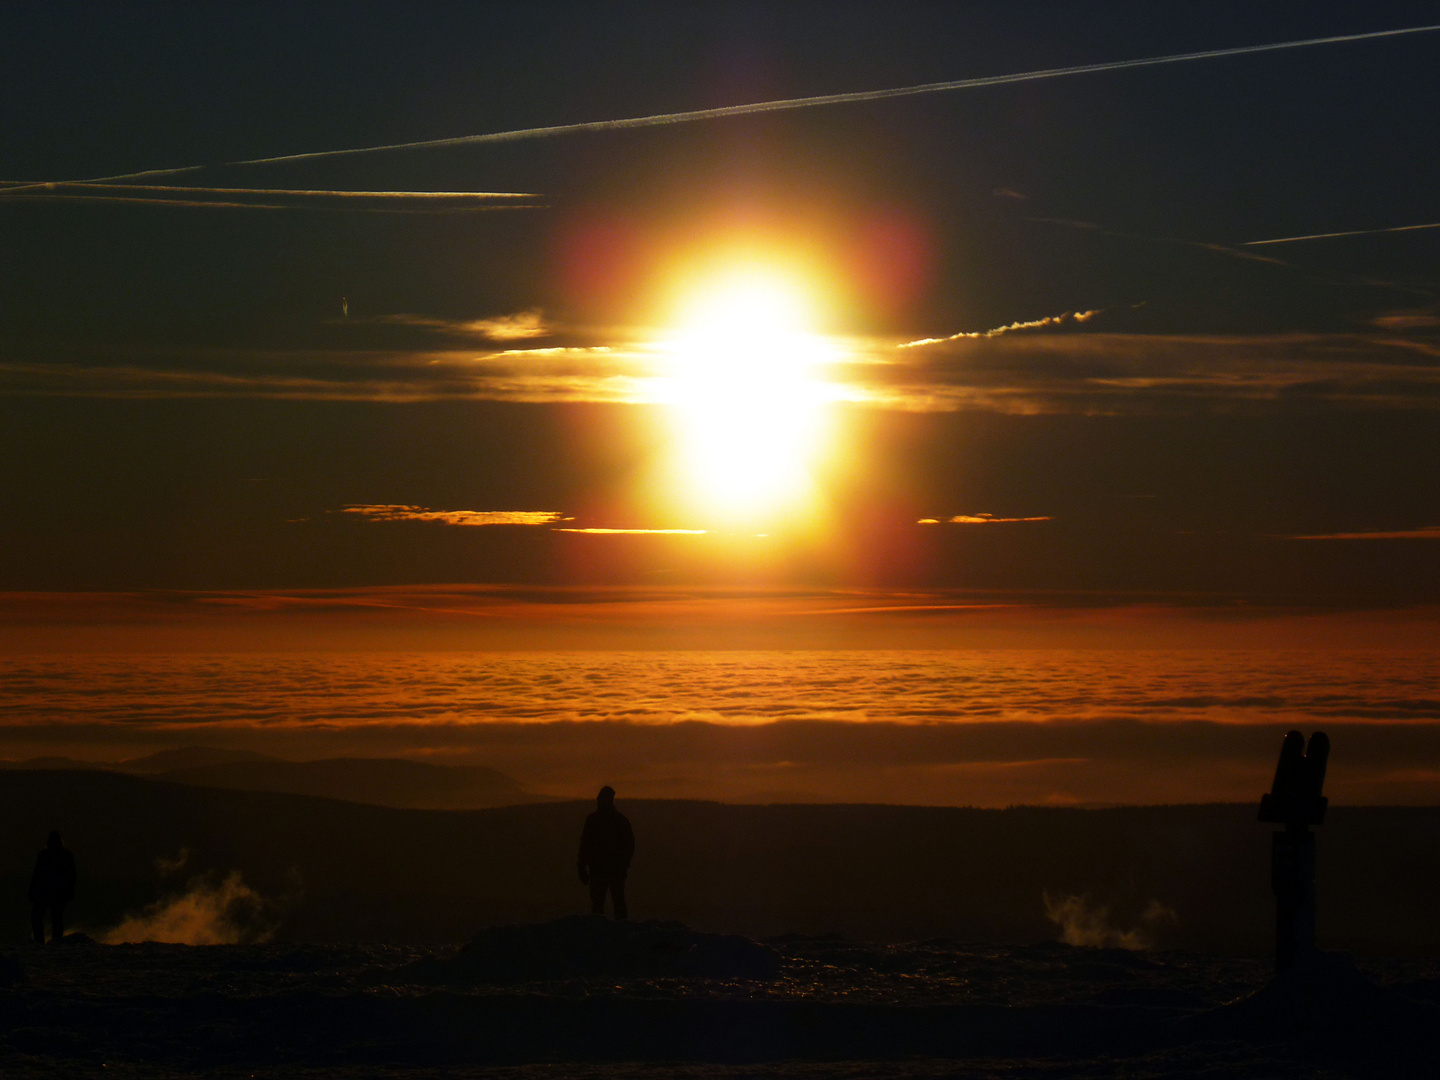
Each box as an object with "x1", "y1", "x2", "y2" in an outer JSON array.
[{"x1": 1258, "y1": 730, "x2": 1329, "y2": 971}]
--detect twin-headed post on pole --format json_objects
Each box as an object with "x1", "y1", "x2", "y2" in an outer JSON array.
[{"x1": 1258, "y1": 729, "x2": 1329, "y2": 971}]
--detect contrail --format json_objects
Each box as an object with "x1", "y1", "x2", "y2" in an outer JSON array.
[
  {"x1": 1245, "y1": 222, "x2": 1440, "y2": 245},
  {"x1": 0, "y1": 182, "x2": 539, "y2": 198},
  {"x1": 900, "y1": 309, "x2": 1101, "y2": 347},
  {"x1": 1026, "y1": 216, "x2": 1293, "y2": 268},
  {"x1": 4, "y1": 23, "x2": 1436, "y2": 193},
  {"x1": 1027, "y1": 215, "x2": 1437, "y2": 299}
]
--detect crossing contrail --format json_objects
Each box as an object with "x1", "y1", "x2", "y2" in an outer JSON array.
[
  {"x1": 0, "y1": 182, "x2": 539, "y2": 198},
  {"x1": 0, "y1": 193, "x2": 543, "y2": 213},
  {"x1": 1245, "y1": 222, "x2": 1440, "y2": 246},
  {"x1": 0, "y1": 181, "x2": 544, "y2": 212},
  {"x1": 3, "y1": 23, "x2": 1437, "y2": 195}
]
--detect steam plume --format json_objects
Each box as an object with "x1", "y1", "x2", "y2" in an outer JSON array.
[
  {"x1": 1043, "y1": 893, "x2": 1177, "y2": 950},
  {"x1": 102, "y1": 870, "x2": 282, "y2": 945}
]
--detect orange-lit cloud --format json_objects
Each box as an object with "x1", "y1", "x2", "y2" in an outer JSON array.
[
  {"x1": 343, "y1": 506, "x2": 565, "y2": 526},
  {"x1": 554, "y1": 528, "x2": 707, "y2": 535},
  {"x1": 375, "y1": 310, "x2": 551, "y2": 340},
  {"x1": 920, "y1": 514, "x2": 1053, "y2": 525},
  {"x1": 467, "y1": 310, "x2": 550, "y2": 340}
]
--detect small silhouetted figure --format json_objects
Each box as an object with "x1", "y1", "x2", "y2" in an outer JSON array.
[
  {"x1": 29, "y1": 831, "x2": 75, "y2": 944},
  {"x1": 578, "y1": 786, "x2": 633, "y2": 920}
]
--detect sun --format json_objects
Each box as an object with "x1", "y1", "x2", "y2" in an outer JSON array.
[{"x1": 659, "y1": 270, "x2": 836, "y2": 520}]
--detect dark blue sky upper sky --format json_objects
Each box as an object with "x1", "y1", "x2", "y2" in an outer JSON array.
[{"x1": 2, "y1": 2, "x2": 1438, "y2": 605}]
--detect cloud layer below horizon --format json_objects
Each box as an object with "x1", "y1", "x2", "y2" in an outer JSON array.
[{"x1": 4, "y1": 649, "x2": 1439, "y2": 806}]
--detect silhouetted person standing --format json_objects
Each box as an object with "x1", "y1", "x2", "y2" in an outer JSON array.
[
  {"x1": 578, "y1": 786, "x2": 633, "y2": 920},
  {"x1": 29, "y1": 831, "x2": 75, "y2": 944}
]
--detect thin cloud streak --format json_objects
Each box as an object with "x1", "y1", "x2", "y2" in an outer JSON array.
[
  {"x1": 11, "y1": 25, "x2": 1438, "y2": 191},
  {"x1": 0, "y1": 346, "x2": 665, "y2": 403},
  {"x1": 1285, "y1": 526, "x2": 1440, "y2": 540},
  {"x1": 781, "y1": 603, "x2": 1019, "y2": 615},
  {"x1": 3, "y1": 587, "x2": 1439, "y2": 654},
  {"x1": 1374, "y1": 312, "x2": 1440, "y2": 330}
]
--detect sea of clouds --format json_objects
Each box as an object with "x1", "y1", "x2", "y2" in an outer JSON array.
[{"x1": 3, "y1": 650, "x2": 1438, "y2": 805}]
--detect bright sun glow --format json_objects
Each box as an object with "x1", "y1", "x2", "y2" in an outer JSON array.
[{"x1": 660, "y1": 272, "x2": 836, "y2": 518}]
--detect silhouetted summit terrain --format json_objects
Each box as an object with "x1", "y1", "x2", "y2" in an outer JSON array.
[
  {"x1": 6, "y1": 932, "x2": 1440, "y2": 1074},
  {"x1": 1, "y1": 770, "x2": 1439, "y2": 952},
  {"x1": 440, "y1": 916, "x2": 782, "y2": 981}
]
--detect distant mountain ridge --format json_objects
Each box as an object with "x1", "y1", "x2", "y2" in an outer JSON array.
[
  {"x1": 124, "y1": 746, "x2": 278, "y2": 774},
  {"x1": 0, "y1": 746, "x2": 546, "y2": 809},
  {"x1": 0, "y1": 745, "x2": 275, "y2": 774},
  {"x1": 157, "y1": 758, "x2": 545, "y2": 810}
]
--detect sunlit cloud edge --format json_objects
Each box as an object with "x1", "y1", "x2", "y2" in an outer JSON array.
[{"x1": 5, "y1": 329, "x2": 1440, "y2": 413}]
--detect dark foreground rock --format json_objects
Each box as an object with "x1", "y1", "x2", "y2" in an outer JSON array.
[
  {"x1": 447, "y1": 916, "x2": 783, "y2": 981},
  {"x1": 2, "y1": 939, "x2": 1438, "y2": 1077},
  {"x1": 1176, "y1": 950, "x2": 1440, "y2": 1074}
]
